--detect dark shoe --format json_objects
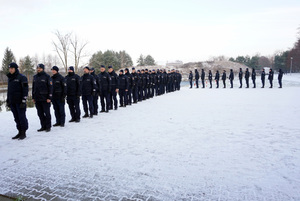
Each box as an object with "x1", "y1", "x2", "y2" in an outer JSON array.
[
  {"x1": 120, "y1": 105, "x2": 124, "y2": 107},
  {"x1": 53, "y1": 123, "x2": 60, "y2": 127},
  {"x1": 37, "y1": 128, "x2": 46, "y2": 132},
  {"x1": 114, "y1": 108, "x2": 117, "y2": 110},
  {"x1": 94, "y1": 113, "x2": 98, "y2": 116},
  {"x1": 45, "y1": 128, "x2": 51, "y2": 132},
  {"x1": 105, "y1": 110, "x2": 109, "y2": 113},
  {"x1": 89, "y1": 115, "x2": 93, "y2": 118},
  {"x1": 60, "y1": 124, "x2": 65, "y2": 127},
  {"x1": 83, "y1": 114, "x2": 89, "y2": 118},
  {"x1": 18, "y1": 130, "x2": 26, "y2": 140},
  {"x1": 100, "y1": 110, "x2": 105, "y2": 113},
  {"x1": 12, "y1": 131, "x2": 21, "y2": 140},
  {"x1": 69, "y1": 119, "x2": 75, "y2": 122},
  {"x1": 75, "y1": 119, "x2": 80, "y2": 123}
]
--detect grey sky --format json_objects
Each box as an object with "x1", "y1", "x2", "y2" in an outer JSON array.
[{"x1": 1, "y1": 0, "x2": 300, "y2": 66}]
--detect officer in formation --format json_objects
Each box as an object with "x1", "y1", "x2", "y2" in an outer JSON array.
[
  {"x1": 99, "y1": 65, "x2": 111, "y2": 112},
  {"x1": 190, "y1": 68, "x2": 283, "y2": 89},
  {"x1": 32, "y1": 64, "x2": 53, "y2": 132},
  {"x1": 51, "y1": 66, "x2": 66, "y2": 127},
  {"x1": 108, "y1": 66, "x2": 118, "y2": 110},
  {"x1": 7, "y1": 63, "x2": 29, "y2": 140},
  {"x1": 131, "y1": 67, "x2": 139, "y2": 103},
  {"x1": 118, "y1": 69, "x2": 129, "y2": 107},
  {"x1": 195, "y1": 69, "x2": 199, "y2": 88},
  {"x1": 90, "y1": 68, "x2": 100, "y2": 116}
]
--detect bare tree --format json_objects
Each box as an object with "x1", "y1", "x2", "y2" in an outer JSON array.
[
  {"x1": 52, "y1": 30, "x2": 71, "y2": 73},
  {"x1": 70, "y1": 34, "x2": 88, "y2": 73}
]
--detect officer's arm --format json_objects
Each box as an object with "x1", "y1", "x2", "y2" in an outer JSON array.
[
  {"x1": 21, "y1": 76, "x2": 29, "y2": 101},
  {"x1": 62, "y1": 77, "x2": 67, "y2": 97},
  {"x1": 116, "y1": 75, "x2": 119, "y2": 89},
  {"x1": 48, "y1": 76, "x2": 53, "y2": 100},
  {"x1": 77, "y1": 76, "x2": 81, "y2": 97},
  {"x1": 32, "y1": 77, "x2": 35, "y2": 100},
  {"x1": 126, "y1": 76, "x2": 129, "y2": 90}
]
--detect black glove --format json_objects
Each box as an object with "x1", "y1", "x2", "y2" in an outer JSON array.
[
  {"x1": 6, "y1": 99, "x2": 10, "y2": 108},
  {"x1": 92, "y1": 91, "x2": 96, "y2": 96},
  {"x1": 20, "y1": 99, "x2": 26, "y2": 109},
  {"x1": 61, "y1": 96, "x2": 66, "y2": 103}
]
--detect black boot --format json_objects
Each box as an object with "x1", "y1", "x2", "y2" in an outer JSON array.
[
  {"x1": 37, "y1": 128, "x2": 46, "y2": 132},
  {"x1": 18, "y1": 130, "x2": 26, "y2": 140},
  {"x1": 83, "y1": 113, "x2": 89, "y2": 118},
  {"x1": 53, "y1": 123, "x2": 60, "y2": 127},
  {"x1": 12, "y1": 130, "x2": 21, "y2": 139},
  {"x1": 69, "y1": 119, "x2": 75, "y2": 122}
]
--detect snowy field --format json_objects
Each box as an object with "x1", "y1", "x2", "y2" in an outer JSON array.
[{"x1": 1, "y1": 75, "x2": 300, "y2": 201}]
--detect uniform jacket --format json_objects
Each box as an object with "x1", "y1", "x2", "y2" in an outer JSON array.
[
  {"x1": 51, "y1": 73, "x2": 67, "y2": 99},
  {"x1": 7, "y1": 69, "x2": 28, "y2": 104},
  {"x1": 65, "y1": 72, "x2": 81, "y2": 97},
  {"x1": 32, "y1": 71, "x2": 53, "y2": 101}
]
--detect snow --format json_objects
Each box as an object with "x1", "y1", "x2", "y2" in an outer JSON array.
[{"x1": 1, "y1": 75, "x2": 300, "y2": 200}]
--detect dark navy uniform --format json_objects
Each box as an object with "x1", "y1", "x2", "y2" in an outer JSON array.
[
  {"x1": 91, "y1": 70, "x2": 100, "y2": 115},
  {"x1": 137, "y1": 71, "x2": 143, "y2": 101},
  {"x1": 98, "y1": 71, "x2": 111, "y2": 112},
  {"x1": 238, "y1": 69, "x2": 243, "y2": 88},
  {"x1": 156, "y1": 71, "x2": 162, "y2": 94},
  {"x1": 131, "y1": 69, "x2": 139, "y2": 103},
  {"x1": 125, "y1": 69, "x2": 133, "y2": 104},
  {"x1": 252, "y1": 69, "x2": 256, "y2": 88},
  {"x1": 80, "y1": 72, "x2": 97, "y2": 117},
  {"x1": 118, "y1": 72, "x2": 129, "y2": 106},
  {"x1": 222, "y1": 71, "x2": 226, "y2": 88},
  {"x1": 201, "y1": 69, "x2": 205, "y2": 88},
  {"x1": 32, "y1": 69, "x2": 53, "y2": 131},
  {"x1": 278, "y1": 69, "x2": 283, "y2": 88},
  {"x1": 51, "y1": 70, "x2": 66, "y2": 126},
  {"x1": 268, "y1": 69, "x2": 274, "y2": 88},
  {"x1": 245, "y1": 68, "x2": 250, "y2": 88},
  {"x1": 261, "y1": 70, "x2": 265, "y2": 88},
  {"x1": 189, "y1": 71, "x2": 193, "y2": 88},
  {"x1": 109, "y1": 70, "x2": 118, "y2": 110},
  {"x1": 195, "y1": 69, "x2": 199, "y2": 88},
  {"x1": 7, "y1": 63, "x2": 29, "y2": 140},
  {"x1": 208, "y1": 71, "x2": 212, "y2": 88},
  {"x1": 229, "y1": 69, "x2": 234, "y2": 88},
  {"x1": 65, "y1": 69, "x2": 81, "y2": 122},
  {"x1": 215, "y1": 71, "x2": 220, "y2": 88}
]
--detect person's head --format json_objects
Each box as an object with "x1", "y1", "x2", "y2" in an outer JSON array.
[
  {"x1": 89, "y1": 67, "x2": 95, "y2": 74},
  {"x1": 145, "y1": 69, "x2": 148, "y2": 73},
  {"x1": 230, "y1": 69, "x2": 233, "y2": 72},
  {"x1": 8, "y1": 62, "x2": 18, "y2": 74},
  {"x1": 216, "y1": 70, "x2": 219, "y2": 73},
  {"x1": 68, "y1": 66, "x2": 74, "y2": 73},
  {"x1": 51, "y1": 66, "x2": 59, "y2": 75},
  {"x1": 195, "y1": 69, "x2": 197, "y2": 72},
  {"x1": 108, "y1": 66, "x2": 113, "y2": 73},
  {"x1": 223, "y1": 70, "x2": 226, "y2": 72},
  {"x1": 246, "y1": 68, "x2": 248, "y2": 71},
  {"x1": 83, "y1": 66, "x2": 90, "y2": 74},
  {"x1": 137, "y1": 70, "x2": 140, "y2": 74},
  {"x1": 262, "y1": 69, "x2": 265, "y2": 71},
  {"x1": 119, "y1": 69, "x2": 124, "y2": 75},
  {"x1": 132, "y1": 67, "x2": 136, "y2": 73},
  {"x1": 209, "y1": 70, "x2": 211, "y2": 73},
  {"x1": 240, "y1": 68, "x2": 242, "y2": 71},
  {"x1": 270, "y1": 68, "x2": 272, "y2": 72},
  {"x1": 100, "y1": 65, "x2": 106, "y2": 73},
  {"x1": 252, "y1": 68, "x2": 255, "y2": 71},
  {"x1": 125, "y1": 68, "x2": 129, "y2": 74},
  {"x1": 141, "y1": 69, "x2": 144, "y2": 74},
  {"x1": 37, "y1": 64, "x2": 45, "y2": 73}
]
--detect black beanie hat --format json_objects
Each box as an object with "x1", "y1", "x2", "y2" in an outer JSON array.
[
  {"x1": 120, "y1": 70, "x2": 124, "y2": 73},
  {"x1": 9, "y1": 62, "x2": 18, "y2": 69},
  {"x1": 68, "y1": 66, "x2": 75, "y2": 72},
  {"x1": 51, "y1": 66, "x2": 59, "y2": 72},
  {"x1": 37, "y1": 63, "x2": 45, "y2": 70},
  {"x1": 132, "y1": 67, "x2": 135, "y2": 70},
  {"x1": 84, "y1": 66, "x2": 90, "y2": 70}
]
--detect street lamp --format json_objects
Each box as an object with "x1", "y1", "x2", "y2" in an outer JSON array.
[{"x1": 290, "y1": 57, "x2": 293, "y2": 74}]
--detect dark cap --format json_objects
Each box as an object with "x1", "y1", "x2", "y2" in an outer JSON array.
[
  {"x1": 120, "y1": 70, "x2": 124, "y2": 73},
  {"x1": 101, "y1": 65, "x2": 106, "y2": 68},
  {"x1": 108, "y1": 66, "x2": 113, "y2": 69},
  {"x1": 9, "y1": 62, "x2": 18, "y2": 69},
  {"x1": 84, "y1": 66, "x2": 90, "y2": 70},
  {"x1": 37, "y1": 63, "x2": 45, "y2": 70},
  {"x1": 90, "y1": 67, "x2": 95, "y2": 71},
  {"x1": 125, "y1": 68, "x2": 129, "y2": 72},
  {"x1": 132, "y1": 67, "x2": 135, "y2": 70},
  {"x1": 68, "y1": 66, "x2": 75, "y2": 71},
  {"x1": 51, "y1": 66, "x2": 59, "y2": 72}
]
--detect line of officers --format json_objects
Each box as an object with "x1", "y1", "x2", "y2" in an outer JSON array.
[
  {"x1": 189, "y1": 68, "x2": 284, "y2": 89},
  {"x1": 6, "y1": 62, "x2": 182, "y2": 140}
]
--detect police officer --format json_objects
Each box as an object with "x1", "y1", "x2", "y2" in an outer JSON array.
[
  {"x1": 7, "y1": 63, "x2": 29, "y2": 140},
  {"x1": 90, "y1": 67, "x2": 100, "y2": 115},
  {"x1": 65, "y1": 66, "x2": 81, "y2": 123},
  {"x1": 195, "y1": 69, "x2": 199, "y2": 88},
  {"x1": 108, "y1": 66, "x2": 118, "y2": 110},
  {"x1": 32, "y1": 64, "x2": 53, "y2": 132},
  {"x1": 137, "y1": 70, "x2": 143, "y2": 101},
  {"x1": 261, "y1": 69, "x2": 265, "y2": 88},
  {"x1": 118, "y1": 70, "x2": 129, "y2": 107},
  {"x1": 201, "y1": 69, "x2": 205, "y2": 88},
  {"x1": 215, "y1": 70, "x2": 220, "y2": 88},
  {"x1": 131, "y1": 67, "x2": 138, "y2": 103},
  {"x1": 156, "y1": 69, "x2": 161, "y2": 94},
  {"x1": 245, "y1": 68, "x2": 250, "y2": 88},
  {"x1": 208, "y1": 70, "x2": 212, "y2": 88},
  {"x1": 268, "y1": 68, "x2": 274, "y2": 88},
  {"x1": 144, "y1": 69, "x2": 150, "y2": 99},
  {"x1": 238, "y1": 68, "x2": 243, "y2": 88},
  {"x1": 252, "y1": 68, "x2": 256, "y2": 88},
  {"x1": 81, "y1": 66, "x2": 97, "y2": 118},
  {"x1": 189, "y1": 71, "x2": 193, "y2": 89},
  {"x1": 222, "y1": 70, "x2": 226, "y2": 88},
  {"x1": 163, "y1": 69, "x2": 168, "y2": 93},
  {"x1": 177, "y1": 70, "x2": 182, "y2": 90},
  {"x1": 229, "y1": 69, "x2": 234, "y2": 88},
  {"x1": 141, "y1": 69, "x2": 148, "y2": 99},
  {"x1": 125, "y1": 68, "x2": 133, "y2": 104},
  {"x1": 278, "y1": 69, "x2": 284, "y2": 88},
  {"x1": 151, "y1": 70, "x2": 156, "y2": 96},
  {"x1": 98, "y1": 65, "x2": 111, "y2": 113},
  {"x1": 51, "y1": 66, "x2": 66, "y2": 127}
]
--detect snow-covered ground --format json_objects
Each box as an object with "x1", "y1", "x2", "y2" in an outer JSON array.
[{"x1": 0, "y1": 74, "x2": 300, "y2": 201}]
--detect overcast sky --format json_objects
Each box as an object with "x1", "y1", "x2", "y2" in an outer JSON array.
[{"x1": 1, "y1": 0, "x2": 300, "y2": 66}]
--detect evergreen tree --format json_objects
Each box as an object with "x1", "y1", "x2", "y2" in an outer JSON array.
[
  {"x1": 144, "y1": 55, "x2": 156, "y2": 66},
  {"x1": 137, "y1": 54, "x2": 145, "y2": 66},
  {"x1": 1, "y1": 47, "x2": 16, "y2": 74}
]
